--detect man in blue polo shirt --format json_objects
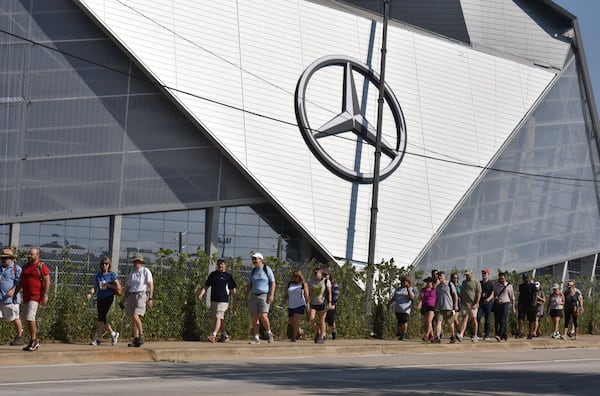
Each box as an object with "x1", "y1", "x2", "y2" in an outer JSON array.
[
  {"x1": 0, "y1": 248, "x2": 24, "y2": 346},
  {"x1": 246, "y1": 252, "x2": 276, "y2": 344}
]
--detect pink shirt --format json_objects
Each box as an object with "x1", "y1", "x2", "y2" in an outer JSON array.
[{"x1": 421, "y1": 287, "x2": 436, "y2": 307}]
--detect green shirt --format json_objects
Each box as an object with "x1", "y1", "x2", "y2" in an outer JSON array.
[{"x1": 460, "y1": 279, "x2": 482, "y2": 304}]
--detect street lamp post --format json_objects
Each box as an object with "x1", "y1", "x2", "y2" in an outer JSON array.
[{"x1": 366, "y1": 0, "x2": 390, "y2": 315}]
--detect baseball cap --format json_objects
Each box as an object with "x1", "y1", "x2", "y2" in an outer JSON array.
[
  {"x1": 552, "y1": 283, "x2": 560, "y2": 290},
  {"x1": 482, "y1": 269, "x2": 490, "y2": 275},
  {"x1": 534, "y1": 281, "x2": 541, "y2": 288},
  {"x1": 251, "y1": 252, "x2": 264, "y2": 260}
]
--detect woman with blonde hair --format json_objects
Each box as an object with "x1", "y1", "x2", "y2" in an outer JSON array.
[
  {"x1": 86, "y1": 257, "x2": 121, "y2": 346},
  {"x1": 282, "y1": 269, "x2": 309, "y2": 342}
]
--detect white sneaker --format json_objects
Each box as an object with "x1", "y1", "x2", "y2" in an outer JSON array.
[
  {"x1": 267, "y1": 332, "x2": 274, "y2": 343},
  {"x1": 111, "y1": 332, "x2": 120, "y2": 345},
  {"x1": 471, "y1": 336, "x2": 479, "y2": 342},
  {"x1": 249, "y1": 336, "x2": 260, "y2": 345},
  {"x1": 90, "y1": 339, "x2": 100, "y2": 346}
]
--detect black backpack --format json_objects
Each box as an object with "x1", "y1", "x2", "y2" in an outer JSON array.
[{"x1": 251, "y1": 265, "x2": 270, "y2": 278}]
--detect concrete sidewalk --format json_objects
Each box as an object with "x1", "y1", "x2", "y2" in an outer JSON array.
[{"x1": 2, "y1": 335, "x2": 599, "y2": 366}]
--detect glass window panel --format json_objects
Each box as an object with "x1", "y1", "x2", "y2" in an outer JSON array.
[
  {"x1": 186, "y1": 234, "x2": 203, "y2": 249},
  {"x1": 122, "y1": 217, "x2": 140, "y2": 230},
  {"x1": 138, "y1": 230, "x2": 163, "y2": 243},
  {"x1": 164, "y1": 220, "x2": 187, "y2": 233},
  {"x1": 187, "y1": 220, "x2": 205, "y2": 233},
  {"x1": 140, "y1": 219, "x2": 164, "y2": 232},
  {"x1": 0, "y1": 224, "x2": 9, "y2": 246},
  {"x1": 140, "y1": 213, "x2": 165, "y2": 221},
  {"x1": 164, "y1": 211, "x2": 188, "y2": 221}
]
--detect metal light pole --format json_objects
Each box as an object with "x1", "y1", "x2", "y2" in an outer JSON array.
[{"x1": 366, "y1": 0, "x2": 389, "y2": 315}]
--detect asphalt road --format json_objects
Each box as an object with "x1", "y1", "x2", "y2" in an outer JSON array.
[{"x1": 0, "y1": 348, "x2": 598, "y2": 395}]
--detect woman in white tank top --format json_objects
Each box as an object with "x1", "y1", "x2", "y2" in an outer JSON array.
[{"x1": 282, "y1": 269, "x2": 308, "y2": 342}]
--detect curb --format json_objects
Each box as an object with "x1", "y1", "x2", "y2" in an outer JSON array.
[{"x1": 1, "y1": 336, "x2": 598, "y2": 366}]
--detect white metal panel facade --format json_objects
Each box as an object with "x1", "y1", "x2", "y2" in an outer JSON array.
[
  {"x1": 78, "y1": 0, "x2": 556, "y2": 266},
  {"x1": 460, "y1": 0, "x2": 571, "y2": 69}
]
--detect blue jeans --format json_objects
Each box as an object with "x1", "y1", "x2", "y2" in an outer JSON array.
[{"x1": 477, "y1": 301, "x2": 493, "y2": 338}]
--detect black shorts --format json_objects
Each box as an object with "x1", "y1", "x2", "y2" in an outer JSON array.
[
  {"x1": 549, "y1": 309, "x2": 563, "y2": 318},
  {"x1": 325, "y1": 308, "x2": 336, "y2": 325},
  {"x1": 421, "y1": 305, "x2": 435, "y2": 315},
  {"x1": 396, "y1": 312, "x2": 410, "y2": 325},
  {"x1": 518, "y1": 306, "x2": 536, "y2": 322}
]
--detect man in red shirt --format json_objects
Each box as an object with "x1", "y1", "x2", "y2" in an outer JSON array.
[{"x1": 16, "y1": 247, "x2": 50, "y2": 351}]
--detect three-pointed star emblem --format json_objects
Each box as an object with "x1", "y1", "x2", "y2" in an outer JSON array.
[{"x1": 295, "y1": 55, "x2": 406, "y2": 183}]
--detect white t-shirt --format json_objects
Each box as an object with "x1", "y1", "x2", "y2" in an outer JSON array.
[{"x1": 127, "y1": 267, "x2": 153, "y2": 292}]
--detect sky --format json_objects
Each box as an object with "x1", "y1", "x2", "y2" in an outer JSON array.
[{"x1": 554, "y1": 0, "x2": 600, "y2": 115}]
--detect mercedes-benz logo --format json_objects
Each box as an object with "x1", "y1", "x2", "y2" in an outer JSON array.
[{"x1": 294, "y1": 55, "x2": 407, "y2": 184}]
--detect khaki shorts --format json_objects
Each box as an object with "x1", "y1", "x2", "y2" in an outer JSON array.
[
  {"x1": 435, "y1": 309, "x2": 454, "y2": 322},
  {"x1": 461, "y1": 303, "x2": 478, "y2": 319},
  {"x1": 23, "y1": 301, "x2": 40, "y2": 322},
  {"x1": 211, "y1": 301, "x2": 229, "y2": 320},
  {"x1": 126, "y1": 292, "x2": 148, "y2": 317},
  {"x1": 0, "y1": 302, "x2": 20, "y2": 322}
]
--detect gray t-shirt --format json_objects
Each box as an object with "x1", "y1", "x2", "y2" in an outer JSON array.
[
  {"x1": 309, "y1": 278, "x2": 330, "y2": 305},
  {"x1": 435, "y1": 282, "x2": 455, "y2": 311}
]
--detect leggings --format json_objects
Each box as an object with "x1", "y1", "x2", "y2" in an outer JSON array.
[
  {"x1": 564, "y1": 309, "x2": 578, "y2": 329},
  {"x1": 97, "y1": 295, "x2": 114, "y2": 324}
]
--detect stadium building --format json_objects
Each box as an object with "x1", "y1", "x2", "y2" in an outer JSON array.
[{"x1": 1, "y1": 0, "x2": 599, "y2": 282}]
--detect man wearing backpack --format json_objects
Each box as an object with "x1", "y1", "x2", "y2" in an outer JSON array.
[
  {"x1": 246, "y1": 252, "x2": 275, "y2": 344},
  {"x1": 0, "y1": 248, "x2": 24, "y2": 346},
  {"x1": 16, "y1": 247, "x2": 50, "y2": 351}
]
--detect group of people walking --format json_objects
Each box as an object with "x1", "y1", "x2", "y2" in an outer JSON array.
[
  {"x1": 390, "y1": 269, "x2": 585, "y2": 343},
  {"x1": 0, "y1": 247, "x2": 154, "y2": 351},
  {"x1": 86, "y1": 253, "x2": 154, "y2": 348},
  {"x1": 6, "y1": 246, "x2": 584, "y2": 347},
  {"x1": 199, "y1": 252, "x2": 339, "y2": 344},
  {"x1": 2, "y1": 247, "x2": 338, "y2": 349}
]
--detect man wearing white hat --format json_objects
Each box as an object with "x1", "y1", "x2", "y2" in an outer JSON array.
[
  {"x1": 122, "y1": 254, "x2": 153, "y2": 347},
  {"x1": 246, "y1": 252, "x2": 276, "y2": 344},
  {"x1": 0, "y1": 248, "x2": 24, "y2": 346}
]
